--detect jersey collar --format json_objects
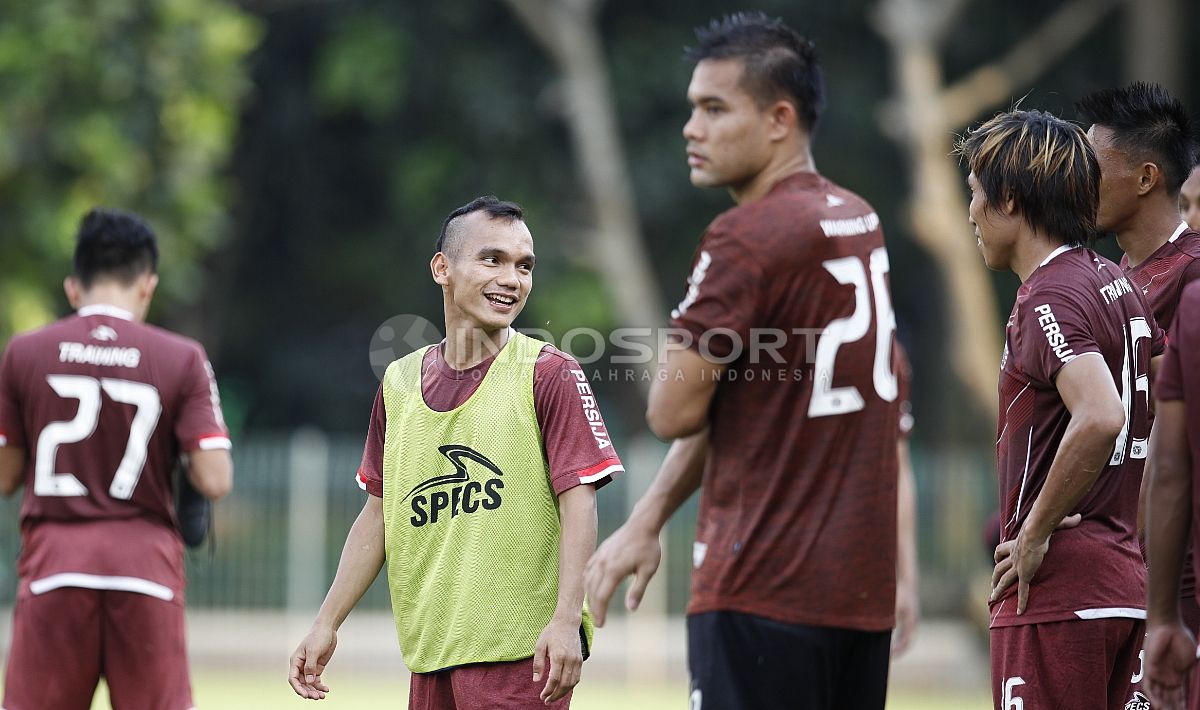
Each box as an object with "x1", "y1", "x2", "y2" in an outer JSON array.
[
  {"x1": 1169, "y1": 221, "x2": 1188, "y2": 243},
  {"x1": 1038, "y1": 244, "x2": 1078, "y2": 268},
  {"x1": 78, "y1": 304, "x2": 134, "y2": 321}
]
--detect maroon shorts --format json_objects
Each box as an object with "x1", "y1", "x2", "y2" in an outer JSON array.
[
  {"x1": 2, "y1": 586, "x2": 193, "y2": 710},
  {"x1": 991, "y1": 618, "x2": 1145, "y2": 710},
  {"x1": 408, "y1": 657, "x2": 573, "y2": 710}
]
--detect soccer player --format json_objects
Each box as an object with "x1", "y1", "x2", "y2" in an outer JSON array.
[
  {"x1": 1145, "y1": 281, "x2": 1200, "y2": 710},
  {"x1": 959, "y1": 109, "x2": 1160, "y2": 709},
  {"x1": 0, "y1": 208, "x2": 233, "y2": 710},
  {"x1": 1078, "y1": 82, "x2": 1200, "y2": 647},
  {"x1": 584, "y1": 13, "x2": 903, "y2": 709},
  {"x1": 1182, "y1": 166, "x2": 1200, "y2": 231},
  {"x1": 287, "y1": 197, "x2": 623, "y2": 709}
]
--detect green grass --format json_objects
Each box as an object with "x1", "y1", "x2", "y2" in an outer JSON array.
[{"x1": 0, "y1": 669, "x2": 991, "y2": 709}]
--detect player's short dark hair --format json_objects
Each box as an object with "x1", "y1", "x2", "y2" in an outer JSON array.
[
  {"x1": 956, "y1": 110, "x2": 1100, "y2": 248},
  {"x1": 436, "y1": 196, "x2": 525, "y2": 256},
  {"x1": 685, "y1": 12, "x2": 826, "y2": 133},
  {"x1": 73, "y1": 208, "x2": 159, "y2": 289},
  {"x1": 1076, "y1": 82, "x2": 1199, "y2": 195}
]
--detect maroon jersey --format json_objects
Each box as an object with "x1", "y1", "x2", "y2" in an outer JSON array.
[
  {"x1": 1121, "y1": 222, "x2": 1200, "y2": 335},
  {"x1": 990, "y1": 247, "x2": 1161, "y2": 628},
  {"x1": 671, "y1": 171, "x2": 901, "y2": 631},
  {"x1": 1156, "y1": 280, "x2": 1200, "y2": 607},
  {"x1": 0, "y1": 304, "x2": 229, "y2": 596},
  {"x1": 357, "y1": 340, "x2": 623, "y2": 497},
  {"x1": 1123, "y1": 223, "x2": 1200, "y2": 615}
]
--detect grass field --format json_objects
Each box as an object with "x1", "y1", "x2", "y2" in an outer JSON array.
[{"x1": 0, "y1": 670, "x2": 992, "y2": 709}]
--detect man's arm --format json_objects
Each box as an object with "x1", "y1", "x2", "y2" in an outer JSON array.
[
  {"x1": 0, "y1": 447, "x2": 24, "y2": 496},
  {"x1": 893, "y1": 438, "x2": 919, "y2": 657},
  {"x1": 991, "y1": 354, "x2": 1126, "y2": 613},
  {"x1": 288, "y1": 494, "x2": 386, "y2": 700},
  {"x1": 646, "y1": 347, "x2": 724, "y2": 440},
  {"x1": 185, "y1": 450, "x2": 233, "y2": 500},
  {"x1": 585, "y1": 430, "x2": 708, "y2": 625},
  {"x1": 534, "y1": 484, "x2": 597, "y2": 703},
  {"x1": 1145, "y1": 400, "x2": 1196, "y2": 708}
]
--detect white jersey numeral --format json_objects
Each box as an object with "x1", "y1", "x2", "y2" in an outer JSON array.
[
  {"x1": 34, "y1": 375, "x2": 162, "y2": 500},
  {"x1": 1003, "y1": 676, "x2": 1026, "y2": 710},
  {"x1": 808, "y1": 247, "x2": 898, "y2": 418},
  {"x1": 1110, "y1": 317, "x2": 1151, "y2": 465}
]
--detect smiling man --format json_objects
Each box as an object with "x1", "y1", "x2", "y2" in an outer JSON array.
[
  {"x1": 959, "y1": 109, "x2": 1161, "y2": 709},
  {"x1": 288, "y1": 196, "x2": 623, "y2": 709}
]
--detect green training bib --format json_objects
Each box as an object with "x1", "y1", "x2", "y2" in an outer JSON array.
[{"x1": 381, "y1": 332, "x2": 593, "y2": 672}]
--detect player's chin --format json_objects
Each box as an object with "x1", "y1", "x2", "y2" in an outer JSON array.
[{"x1": 688, "y1": 169, "x2": 721, "y2": 188}]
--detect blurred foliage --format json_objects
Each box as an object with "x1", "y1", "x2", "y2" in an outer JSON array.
[
  {"x1": 0, "y1": 0, "x2": 261, "y2": 339},
  {"x1": 1, "y1": 0, "x2": 1196, "y2": 440}
]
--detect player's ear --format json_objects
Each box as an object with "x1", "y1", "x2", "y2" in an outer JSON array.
[
  {"x1": 431, "y1": 252, "x2": 451, "y2": 286},
  {"x1": 63, "y1": 276, "x2": 82, "y2": 309},
  {"x1": 142, "y1": 273, "x2": 159, "y2": 302},
  {"x1": 767, "y1": 99, "x2": 797, "y2": 141},
  {"x1": 1002, "y1": 193, "x2": 1018, "y2": 216},
  {"x1": 1137, "y1": 162, "x2": 1160, "y2": 197}
]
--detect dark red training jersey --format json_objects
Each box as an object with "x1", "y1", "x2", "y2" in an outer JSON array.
[
  {"x1": 1155, "y1": 280, "x2": 1200, "y2": 609},
  {"x1": 0, "y1": 304, "x2": 230, "y2": 596},
  {"x1": 1123, "y1": 223, "x2": 1200, "y2": 612},
  {"x1": 991, "y1": 247, "x2": 1160, "y2": 628},
  {"x1": 357, "y1": 340, "x2": 623, "y2": 498},
  {"x1": 671, "y1": 171, "x2": 902, "y2": 631},
  {"x1": 1121, "y1": 223, "x2": 1200, "y2": 336}
]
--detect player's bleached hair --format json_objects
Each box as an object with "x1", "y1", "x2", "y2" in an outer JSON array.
[
  {"x1": 956, "y1": 110, "x2": 1100, "y2": 248},
  {"x1": 685, "y1": 12, "x2": 826, "y2": 134},
  {"x1": 74, "y1": 208, "x2": 159, "y2": 288},
  {"x1": 435, "y1": 195, "x2": 525, "y2": 257},
  {"x1": 1077, "y1": 82, "x2": 1198, "y2": 196}
]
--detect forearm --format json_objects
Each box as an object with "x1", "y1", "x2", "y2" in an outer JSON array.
[
  {"x1": 1023, "y1": 416, "x2": 1117, "y2": 542},
  {"x1": 896, "y1": 442, "x2": 918, "y2": 585},
  {"x1": 554, "y1": 485, "x2": 597, "y2": 622},
  {"x1": 314, "y1": 495, "x2": 386, "y2": 631},
  {"x1": 1148, "y1": 403, "x2": 1192, "y2": 626},
  {"x1": 0, "y1": 447, "x2": 24, "y2": 496},
  {"x1": 628, "y1": 430, "x2": 709, "y2": 533}
]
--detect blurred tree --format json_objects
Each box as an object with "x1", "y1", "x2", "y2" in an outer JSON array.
[
  {"x1": 1124, "y1": 0, "x2": 1184, "y2": 92},
  {"x1": 872, "y1": 0, "x2": 1123, "y2": 431},
  {"x1": 504, "y1": 0, "x2": 665, "y2": 397},
  {"x1": 0, "y1": 0, "x2": 261, "y2": 341}
]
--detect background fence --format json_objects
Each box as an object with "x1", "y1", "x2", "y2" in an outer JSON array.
[{"x1": 0, "y1": 433, "x2": 997, "y2": 618}]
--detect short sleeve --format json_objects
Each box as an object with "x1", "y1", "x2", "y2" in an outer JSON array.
[
  {"x1": 174, "y1": 345, "x2": 230, "y2": 452},
  {"x1": 1017, "y1": 287, "x2": 1103, "y2": 385},
  {"x1": 533, "y1": 347, "x2": 624, "y2": 495},
  {"x1": 669, "y1": 226, "x2": 764, "y2": 361},
  {"x1": 356, "y1": 385, "x2": 385, "y2": 498},
  {"x1": 0, "y1": 343, "x2": 25, "y2": 448}
]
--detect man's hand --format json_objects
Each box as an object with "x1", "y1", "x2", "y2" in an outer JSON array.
[
  {"x1": 533, "y1": 615, "x2": 583, "y2": 704},
  {"x1": 584, "y1": 521, "x2": 662, "y2": 627},
  {"x1": 891, "y1": 574, "x2": 919, "y2": 657},
  {"x1": 1146, "y1": 622, "x2": 1197, "y2": 710},
  {"x1": 990, "y1": 529, "x2": 1049, "y2": 614},
  {"x1": 288, "y1": 625, "x2": 337, "y2": 700}
]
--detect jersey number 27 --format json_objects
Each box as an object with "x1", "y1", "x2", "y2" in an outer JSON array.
[{"x1": 35, "y1": 374, "x2": 162, "y2": 499}]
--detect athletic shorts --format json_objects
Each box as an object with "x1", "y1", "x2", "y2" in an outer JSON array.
[
  {"x1": 990, "y1": 617, "x2": 1144, "y2": 710},
  {"x1": 687, "y1": 610, "x2": 891, "y2": 710},
  {"x1": 408, "y1": 656, "x2": 572, "y2": 710},
  {"x1": 2, "y1": 585, "x2": 193, "y2": 710}
]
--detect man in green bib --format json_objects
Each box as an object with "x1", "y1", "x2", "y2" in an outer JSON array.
[{"x1": 288, "y1": 197, "x2": 624, "y2": 708}]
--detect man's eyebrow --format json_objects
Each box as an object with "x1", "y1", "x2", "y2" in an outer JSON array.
[{"x1": 476, "y1": 247, "x2": 537, "y2": 265}]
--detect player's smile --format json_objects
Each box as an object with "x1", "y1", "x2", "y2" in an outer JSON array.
[{"x1": 484, "y1": 291, "x2": 519, "y2": 314}]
